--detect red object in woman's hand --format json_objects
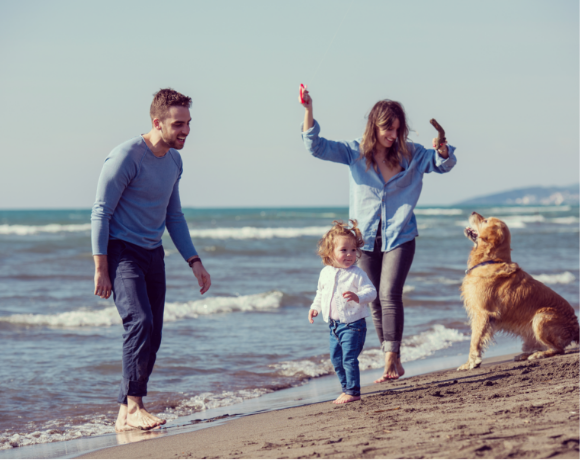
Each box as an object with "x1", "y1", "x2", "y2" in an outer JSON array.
[{"x1": 299, "y1": 84, "x2": 307, "y2": 103}]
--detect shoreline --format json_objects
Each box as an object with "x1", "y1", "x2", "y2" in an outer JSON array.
[
  {"x1": 78, "y1": 348, "x2": 580, "y2": 459},
  {"x1": 0, "y1": 337, "x2": 525, "y2": 459}
]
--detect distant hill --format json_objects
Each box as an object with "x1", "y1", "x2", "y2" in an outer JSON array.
[{"x1": 456, "y1": 184, "x2": 579, "y2": 206}]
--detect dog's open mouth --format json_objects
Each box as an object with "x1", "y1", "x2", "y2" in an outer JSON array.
[{"x1": 464, "y1": 227, "x2": 478, "y2": 242}]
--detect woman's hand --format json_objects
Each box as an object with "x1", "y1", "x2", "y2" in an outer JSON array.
[
  {"x1": 432, "y1": 138, "x2": 449, "y2": 159},
  {"x1": 300, "y1": 88, "x2": 312, "y2": 109},
  {"x1": 308, "y1": 309, "x2": 318, "y2": 323},
  {"x1": 343, "y1": 291, "x2": 359, "y2": 303},
  {"x1": 301, "y1": 88, "x2": 313, "y2": 131}
]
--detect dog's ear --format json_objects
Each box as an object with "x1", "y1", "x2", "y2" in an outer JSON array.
[
  {"x1": 488, "y1": 223, "x2": 505, "y2": 246},
  {"x1": 479, "y1": 223, "x2": 504, "y2": 246}
]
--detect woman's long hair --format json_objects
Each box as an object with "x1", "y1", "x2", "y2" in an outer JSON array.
[{"x1": 360, "y1": 100, "x2": 412, "y2": 171}]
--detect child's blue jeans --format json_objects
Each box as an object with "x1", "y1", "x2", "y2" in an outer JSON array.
[
  {"x1": 329, "y1": 318, "x2": 366, "y2": 396},
  {"x1": 107, "y1": 239, "x2": 166, "y2": 405}
]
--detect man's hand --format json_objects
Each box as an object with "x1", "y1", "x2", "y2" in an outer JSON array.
[
  {"x1": 93, "y1": 255, "x2": 112, "y2": 299},
  {"x1": 191, "y1": 261, "x2": 211, "y2": 295},
  {"x1": 308, "y1": 309, "x2": 318, "y2": 324},
  {"x1": 343, "y1": 291, "x2": 359, "y2": 303}
]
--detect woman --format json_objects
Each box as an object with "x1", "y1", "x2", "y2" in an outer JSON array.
[{"x1": 300, "y1": 89, "x2": 457, "y2": 382}]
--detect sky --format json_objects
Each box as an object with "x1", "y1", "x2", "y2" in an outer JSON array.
[{"x1": 0, "y1": 0, "x2": 578, "y2": 209}]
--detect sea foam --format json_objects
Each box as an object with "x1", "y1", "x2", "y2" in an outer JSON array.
[
  {"x1": 0, "y1": 325, "x2": 467, "y2": 451},
  {"x1": 455, "y1": 214, "x2": 546, "y2": 229},
  {"x1": 189, "y1": 226, "x2": 330, "y2": 240},
  {"x1": 532, "y1": 271, "x2": 576, "y2": 285},
  {"x1": 550, "y1": 217, "x2": 579, "y2": 225},
  {"x1": 0, "y1": 417, "x2": 114, "y2": 451},
  {"x1": 158, "y1": 388, "x2": 274, "y2": 420},
  {"x1": 482, "y1": 205, "x2": 571, "y2": 215},
  {"x1": 414, "y1": 208, "x2": 463, "y2": 216},
  {"x1": 0, "y1": 291, "x2": 284, "y2": 328},
  {"x1": 0, "y1": 223, "x2": 91, "y2": 235},
  {"x1": 269, "y1": 325, "x2": 468, "y2": 378}
]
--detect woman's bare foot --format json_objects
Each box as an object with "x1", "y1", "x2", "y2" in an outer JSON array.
[
  {"x1": 374, "y1": 352, "x2": 405, "y2": 382},
  {"x1": 117, "y1": 396, "x2": 166, "y2": 431},
  {"x1": 333, "y1": 393, "x2": 361, "y2": 404}
]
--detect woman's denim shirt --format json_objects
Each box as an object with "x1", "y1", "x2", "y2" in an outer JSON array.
[{"x1": 302, "y1": 120, "x2": 457, "y2": 252}]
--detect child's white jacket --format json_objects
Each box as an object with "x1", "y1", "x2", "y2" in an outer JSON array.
[{"x1": 310, "y1": 265, "x2": 377, "y2": 324}]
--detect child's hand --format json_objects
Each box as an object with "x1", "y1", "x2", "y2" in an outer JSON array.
[
  {"x1": 343, "y1": 291, "x2": 359, "y2": 303},
  {"x1": 308, "y1": 309, "x2": 318, "y2": 323}
]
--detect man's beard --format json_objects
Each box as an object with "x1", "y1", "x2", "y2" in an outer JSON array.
[
  {"x1": 161, "y1": 133, "x2": 185, "y2": 150},
  {"x1": 166, "y1": 139, "x2": 183, "y2": 150}
]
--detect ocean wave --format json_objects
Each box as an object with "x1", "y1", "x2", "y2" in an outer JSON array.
[
  {"x1": 550, "y1": 217, "x2": 579, "y2": 225},
  {"x1": 269, "y1": 325, "x2": 468, "y2": 378},
  {"x1": 414, "y1": 208, "x2": 463, "y2": 216},
  {"x1": 481, "y1": 205, "x2": 571, "y2": 215},
  {"x1": 0, "y1": 223, "x2": 91, "y2": 235},
  {"x1": 501, "y1": 214, "x2": 546, "y2": 228},
  {"x1": 410, "y1": 276, "x2": 462, "y2": 286},
  {"x1": 456, "y1": 214, "x2": 546, "y2": 229},
  {"x1": 158, "y1": 388, "x2": 273, "y2": 420},
  {"x1": 189, "y1": 226, "x2": 330, "y2": 240},
  {"x1": 0, "y1": 324, "x2": 468, "y2": 451},
  {"x1": 270, "y1": 359, "x2": 333, "y2": 378},
  {"x1": 0, "y1": 416, "x2": 114, "y2": 451},
  {"x1": 0, "y1": 291, "x2": 284, "y2": 328},
  {"x1": 532, "y1": 272, "x2": 576, "y2": 285}
]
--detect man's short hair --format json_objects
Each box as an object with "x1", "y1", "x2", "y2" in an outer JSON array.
[{"x1": 150, "y1": 88, "x2": 192, "y2": 121}]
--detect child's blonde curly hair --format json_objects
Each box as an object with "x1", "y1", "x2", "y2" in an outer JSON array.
[{"x1": 318, "y1": 220, "x2": 365, "y2": 266}]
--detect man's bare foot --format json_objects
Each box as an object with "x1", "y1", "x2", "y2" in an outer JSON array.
[
  {"x1": 115, "y1": 404, "x2": 138, "y2": 433},
  {"x1": 121, "y1": 396, "x2": 166, "y2": 430},
  {"x1": 333, "y1": 393, "x2": 361, "y2": 404},
  {"x1": 374, "y1": 352, "x2": 405, "y2": 383}
]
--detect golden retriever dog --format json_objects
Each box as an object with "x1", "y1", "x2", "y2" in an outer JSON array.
[{"x1": 458, "y1": 212, "x2": 579, "y2": 370}]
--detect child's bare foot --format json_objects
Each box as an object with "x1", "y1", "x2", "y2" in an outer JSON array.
[
  {"x1": 374, "y1": 352, "x2": 405, "y2": 383},
  {"x1": 333, "y1": 393, "x2": 361, "y2": 404}
]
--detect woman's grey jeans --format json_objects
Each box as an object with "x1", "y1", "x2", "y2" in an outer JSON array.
[{"x1": 357, "y1": 233, "x2": 415, "y2": 355}]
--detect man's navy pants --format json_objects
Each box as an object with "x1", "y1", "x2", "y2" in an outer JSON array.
[{"x1": 107, "y1": 239, "x2": 166, "y2": 404}]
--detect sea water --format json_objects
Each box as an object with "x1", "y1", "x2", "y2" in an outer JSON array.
[{"x1": 0, "y1": 205, "x2": 578, "y2": 452}]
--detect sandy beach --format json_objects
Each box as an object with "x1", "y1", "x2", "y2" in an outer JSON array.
[{"x1": 79, "y1": 348, "x2": 579, "y2": 459}]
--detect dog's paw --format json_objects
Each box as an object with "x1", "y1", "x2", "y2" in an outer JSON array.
[
  {"x1": 457, "y1": 356, "x2": 482, "y2": 370},
  {"x1": 528, "y1": 351, "x2": 549, "y2": 360},
  {"x1": 514, "y1": 353, "x2": 532, "y2": 361},
  {"x1": 468, "y1": 356, "x2": 482, "y2": 369}
]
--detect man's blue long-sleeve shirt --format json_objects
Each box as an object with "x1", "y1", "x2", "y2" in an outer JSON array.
[{"x1": 91, "y1": 136, "x2": 197, "y2": 261}]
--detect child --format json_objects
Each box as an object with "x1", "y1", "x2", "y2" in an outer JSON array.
[{"x1": 309, "y1": 220, "x2": 377, "y2": 404}]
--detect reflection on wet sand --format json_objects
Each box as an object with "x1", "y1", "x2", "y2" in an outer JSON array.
[{"x1": 116, "y1": 427, "x2": 163, "y2": 446}]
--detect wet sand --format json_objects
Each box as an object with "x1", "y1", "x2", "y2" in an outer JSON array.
[{"x1": 79, "y1": 349, "x2": 579, "y2": 459}]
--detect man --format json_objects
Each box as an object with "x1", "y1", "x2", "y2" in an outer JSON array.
[{"x1": 91, "y1": 88, "x2": 211, "y2": 432}]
